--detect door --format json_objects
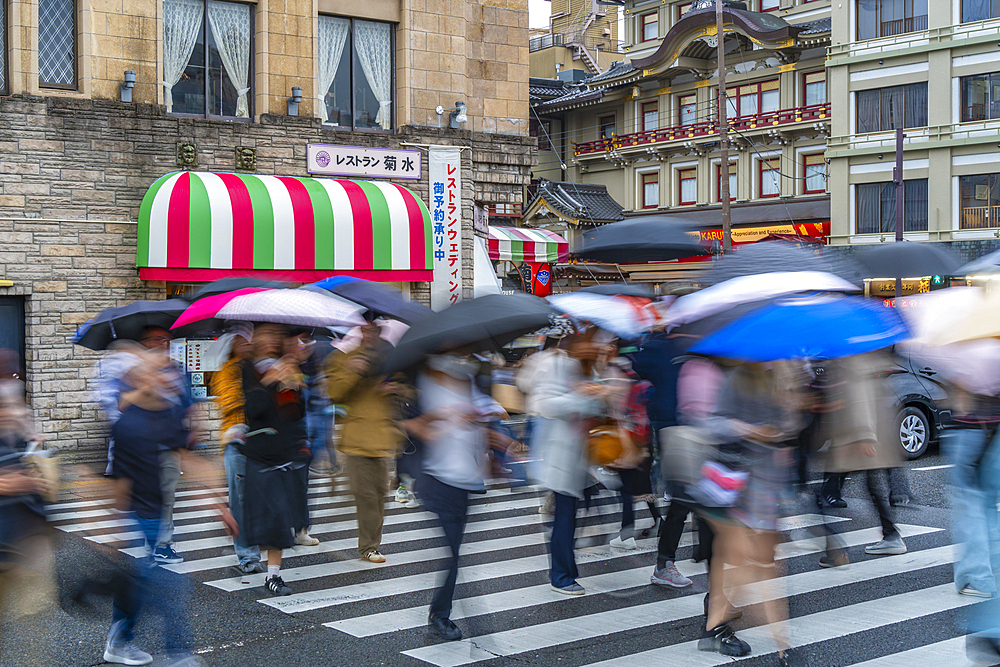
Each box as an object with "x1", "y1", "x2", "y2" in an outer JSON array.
[{"x1": 0, "y1": 297, "x2": 26, "y2": 379}]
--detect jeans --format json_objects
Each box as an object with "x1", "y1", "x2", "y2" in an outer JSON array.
[
  {"x1": 549, "y1": 492, "x2": 579, "y2": 588},
  {"x1": 108, "y1": 515, "x2": 192, "y2": 652},
  {"x1": 306, "y1": 409, "x2": 334, "y2": 464},
  {"x1": 418, "y1": 474, "x2": 470, "y2": 620},
  {"x1": 157, "y1": 449, "x2": 181, "y2": 547},
  {"x1": 223, "y1": 444, "x2": 261, "y2": 566}
]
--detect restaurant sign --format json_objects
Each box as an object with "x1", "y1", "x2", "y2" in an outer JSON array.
[
  {"x1": 429, "y1": 146, "x2": 463, "y2": 310},
  {"x1": 306, "y1": 143, "x2": 421, "y2": 180}
]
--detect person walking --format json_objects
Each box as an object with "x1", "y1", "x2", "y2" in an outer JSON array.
[{"x1": 325, "y1": 321, "x2": 407, "y2": 563}]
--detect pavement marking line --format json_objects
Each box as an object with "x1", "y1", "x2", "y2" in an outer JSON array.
[
  {"x1": 580, "y1": 581, "x2": 975, "y2": 667},
  {"x1": 913, "y1": 464, "x2": 954, "y2": 471},
  {"x1": 849, "y1": 636, "x2": 974, "y2": 667},
  {"x1": 401, "y1": 544, "x2": 959, "y2": 667},
  {"x1": 325, "y1": 523, "x2": 941, "y2": 638},
  {"x1": 255, "y1": 514, "x2": 846, "y2": 615}
]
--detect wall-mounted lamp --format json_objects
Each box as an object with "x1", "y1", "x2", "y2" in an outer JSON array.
[
  {"x1": 120, "y1": 71, "x2": 136, "y2": 103},
  {"x1": 287, "y1": 86, "x2": 303, "y2": 116},
  {"x1": 449, "y1": 101, "x2": 467, "y2": 129}
]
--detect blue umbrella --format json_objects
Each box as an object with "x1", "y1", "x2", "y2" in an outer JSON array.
[
  {"x1": 310, "y1": 276, "x2": 363, "y2": 292},
  {"x1": 688, "y1": 293, "x2": 910, "y2": 362}
]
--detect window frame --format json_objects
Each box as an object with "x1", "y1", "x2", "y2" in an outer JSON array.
[
  {"x1": 640, "y1": 12, "x2": 658, "y2": 42},
  {"x1": 803, "y1": 70, "x2": 826, "y2": 107},
  {"x1": 531, "y1": 118, "x2": 553, "y2": 151},
  {"x1": 37, "y1": 0, "x2": 78, "y2": 90},
  {"x1": 803, "y1": 154, "x2": 827, "y2": 195},
  {"x1": 759, "y1": 158, "x2": 781, "y2": 198},
  {"x1": 857, "y1": 0, "x2": 929, "y2": 40},
  {"x1": 166, "y1": 0, "x2": 256, "y2": 122},
  {"x1": 760, "y1": 0, "x2": 780, "y2": 12},
  {"x1": 676, "y1": 2, "x2": 692, "y2": 20},
  {"x1": 717, "y1": 162, "x2": 737, "y2": 202},
  {"x1": 318, "y1": 14, "x2": 397, "y2": 133},
  {"x1": 640, "y1": 172, "x2": 659, "y2": 209},
  {"x1": 962, "y1": 0, "x2": 1000, "y2": 22},
  {"x1": 855, "y1": 83, "x2": 928, "y2": 133},
  {"x1": 678, "y1": 93, "x2": 697, "y2": 125},
  {"x1": 599, "y1": 114, "x2": 617, "y2": 140},
  {"x1": 855, "y1": 179, "x2": 929, "y2": 234},
  {"x1": 725, "y1": 78, "x2": 780, "y2": 119},
  {"x1": 678, "y1": 168, "x2": 697, "y2": 205},
  {"x1": 960, "y1": 72, "x2": 1000, "y2": 123},
  {"x1": 641, "y1": 101, "x2": 659, "y2": 132},
  {"x1": 0, "y1": 0, "x2": 8, "y2": 95},
  {"x1": 958, "y1": 173, "x2": 1000, "y2": 229}
]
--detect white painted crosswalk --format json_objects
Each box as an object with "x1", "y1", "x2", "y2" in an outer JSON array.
[{"x1": 49, "y1": 475, "x2": 985, "y2": 667}]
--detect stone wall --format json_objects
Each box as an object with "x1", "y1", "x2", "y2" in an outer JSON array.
[{"x1": 0, "y1": 94, "x2": 535, "y2": 459}]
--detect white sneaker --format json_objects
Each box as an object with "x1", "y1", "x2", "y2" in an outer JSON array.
[
  {"x1": 395, "y1": 486, "x2": 409, "y2": 504},
  {"x1": 295, "y1": 529, "x2": 320, "y2": 546},
  {"x1": 609, "y1": 536, "x2": 637, "y2": 550},
  {"x1": 864, "y1": 534, "x2": 906, "y2": 555},
  {"x1": 103, "y1": 642, "x2": 152, "y2": 666}
]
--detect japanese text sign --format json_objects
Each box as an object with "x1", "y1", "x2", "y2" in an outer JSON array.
[
  {"x1": 429, "y1": 146, "x2": 463, "y2": 311},
  {"x1": 306, "y1": 143, "x2": 421, "y2": 180}
]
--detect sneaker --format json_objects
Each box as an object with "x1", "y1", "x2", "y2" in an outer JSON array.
[
  {"x1": 610, "y1": 536, "x2": 637, "y2": 550},
  {"x1": 363, "y1": 550, "x2": 387, "y2": 563},
  {"x1": 235, "y1": 561, "x2": 266, "y2": 575},
  {"x1": 153, "y1": 544, "x2": 184, "y2": 565},
  {"x1": 651, "y1": 561, "x2": 693, "y2": 588},
  {"x1": 640, "y1": 518, "x2": 661, "y2": 538},
  {"x1": 162, "y1": 652, "x2": 205, "y2": 667},
  {"x1": 539, "y1": 493, "x2": 555, "y2": 515},
  {"x1": 265, "y1": 575, "x2": 292, "y2": 596},
  {"x1": 819, "y1": 494, "x2": 847, "y2": 509},
  {"x1": 697, "y1": 623, "x2": 751, "y2": 657},
  {"x1": 551, "y1": 582, "x2": 585, "y2": 595},
  {"x1": 959, "y1": 584, "x2": 996, "y2": 598},
  {"x1": 395, "y1": 486, "x2": 409, "y2": 504},
  {"x1": 103, "y1": 642, "x2": 153, "y2": 666},
  {"x1": 864, "y1": 534, "x2": 907, "y2": 556},
  {"x1": 428, "y1": 615, "x2": 463, "y2": 641},
  {"x1": 295, "y1": 529, "x2": 320, "y2": 547},
  {"x1": 818, "y1": 553, "x2": 849, "y2": 569}
]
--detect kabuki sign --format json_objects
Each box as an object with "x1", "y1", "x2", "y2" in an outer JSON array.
[
  {"x1": 306, "y1": 143, "x2": 421, "y2": 180},
  {"x1": 429, "y1": 146, "x2": 463, "y2": 310}
]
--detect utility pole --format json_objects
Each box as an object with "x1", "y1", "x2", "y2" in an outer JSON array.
[
  {"x1": 715, "y1": 0, "x2": 732, "y2": 252},
  {"x1": 893, "y1": 127, "x2": 904, "y2": 300}
]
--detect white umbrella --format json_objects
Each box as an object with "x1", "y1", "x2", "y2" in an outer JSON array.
[
  {"x1": 664, "y1": 271, "x2": 859, "y2": 330},
  {"x1": 333, "y1": 318, "x2": 409, "y2": 353},
  {"x1": 171, "y1": 288, "x2": 367, "y2": 330},
  {"x1": 547, "y1": 292, "x2": 654, "y2": 339}
]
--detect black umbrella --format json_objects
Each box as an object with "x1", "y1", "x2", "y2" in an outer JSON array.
[
  {"x1": 383, "y1": 293, "x2": 562, "y2": 373},
  {"x1": 576, "y1": 216, "x2": 710, "y2": 263},
  {"x1": 72, "y1": 299, "x2": 190, "y2": 350},
  {"x1": 186, "y1": 278, "x2": 286, "y2": 302},
  {"x1": 855, "y1": 241, "x2": 961, "y2": 280},
  {"x1": 312, "y1": 280, "x2": 433, "y2": 324},
  {"x1": 708, "y1": 241, "x2": 866, "y2": 287},
  {"x1": 955, "y1": 247, "x2": 1000, "y2": 276},
  {"x1": 578, "y1": 283, "x2": 654, "y2": 298}
]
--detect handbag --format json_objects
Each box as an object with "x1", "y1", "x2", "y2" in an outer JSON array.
[
  {"x1": 588, "y1": 420, "x2": 629, "y2": 466},
  {"x1": 659, "y1": 425, "x2": 716, "y2": 487}
]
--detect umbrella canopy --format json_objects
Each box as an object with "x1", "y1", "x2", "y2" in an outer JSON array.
[
  {"x1": 954, "y1": 247, "x2": 1000, "y2": 277},
  {"x1": 855, "y1": 241, "x2": 960, "y2": 280},
  {"x1": 72, "y1": 299, "x2": 191, "y2": 350},
  {"x1": 384, "y1": 293, "x2": 562, "y2": 373},
  {"x1": 333, "y1": 319, "x2": 410, "y2": 353},
  {"x1": 576, "y1": 217, "x2": 710, "y2": 263},
  {"x1": 186, "y1": 278, "x2": 286, "y2": 302},
  {"x1": 688, "y1": 293, "x2": 910, "y2": 362},
  {"x1": 310, "y1": 276, "x2": 363, "y2": 291},
  {"x1": 665, "y1": 271, "x2": 860, "y2": 330},
  {"x1": 577, "y1": 283, "x2": 654, "y2": 298},
  {"x1": 313, "y1": 279, "x2": 432, "y2": 324},
  {"x1": 171, "y1": 288, "x2": 366, "y2": 330},
  {"x1": 897, "y1": 286, "x2": 1000, "y2": 346},
  {"x1": 903, "y1": 339, "x2": 1000, "y2": 396},
  {"x1": 547, "y1": 292, "x2": 654, "y2": 339},
  {"x1": 708, "y1": 241, "x2": 865, "y2": 286}
]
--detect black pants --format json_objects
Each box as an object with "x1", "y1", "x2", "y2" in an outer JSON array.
[
  {"x1": 819, "y1": 469, "x2": 898, "y2": 553},
  {"x1": 418, "y1": 474, "x2": 470, "y2": 620},
  {"x1": 657, "y1": 499, "x2": 714, "y2": 567}
]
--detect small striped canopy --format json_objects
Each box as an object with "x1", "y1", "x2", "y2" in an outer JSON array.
[
  {"x1": 488, "y1": 226, "x2": 569, "y2": 263},
  {"x1": 137, "y1": 171, "x2": 433, "y2": 282}
]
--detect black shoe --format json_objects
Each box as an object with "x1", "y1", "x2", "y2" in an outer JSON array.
[
  {"x1": 698, "y1": 623, "x2": 751, "y2": 657},
  {"x1": 820, "y1": 494, "x2": 847, "y2": 509},
  {"x1": 265, "y1": 575, "x2": 292, "y2": 596},
  {"x1": 778, "y1": 647, "x2": 795, "y2": 666},
  {"x1": 153, "y1": 544, "x2": 184, "y2": 564},
  {"x1": 428, "y1": 615, "x2": 462, "y2": 641}
]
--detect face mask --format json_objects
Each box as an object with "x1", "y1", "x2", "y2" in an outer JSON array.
[{"x1": 427, "y1": 354, "x2": 478, "y2": 380}]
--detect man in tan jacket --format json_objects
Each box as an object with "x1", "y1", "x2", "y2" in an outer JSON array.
[{"x1": 326, "y1": 323, "x2": 406, "y2": 562}]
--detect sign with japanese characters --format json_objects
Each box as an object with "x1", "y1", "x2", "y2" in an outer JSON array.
[
  {"x1": 429, "y1": 146, "x2": 463, "y2": 310},
  {"x1": 306, "y1": 143, "x2": 421, "y2": 180}
]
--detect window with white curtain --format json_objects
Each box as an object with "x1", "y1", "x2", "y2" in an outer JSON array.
[
  {"x1": 678, "y1": 168, "x2": 696, "y2": 205},
  {"x1": 760, "y1": 158, "x2": 781, "y2": 197},
  {"x1": 164, "y1": 0, "x2": 253, "y2": 118},
  {"x1": 320, "y1": 16, "x2": 394, "y2": 131}
]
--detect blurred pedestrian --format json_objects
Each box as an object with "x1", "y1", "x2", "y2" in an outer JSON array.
[
  {"x1": 326, "y1": 321, "x2": 408, "y2": 563},
  {"x1": 286, "y1": 331, "x2": 320, "y2": 547},
  {"x1": 92, "y1": 342, "x2": 143, "y2": 475}
]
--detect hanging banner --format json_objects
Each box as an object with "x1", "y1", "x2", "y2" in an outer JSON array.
[{"x1": 429, "y1": 146, "x2": 463, "y2": 310}]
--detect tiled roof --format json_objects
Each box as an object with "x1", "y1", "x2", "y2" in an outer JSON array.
[
  {"x1": 529, "y1": 77, "x2": 571, "y2": 101},
  {"x1": 586, "y1": 60, "x2": 637, "y2": 84},
  {"x1": 528, "y1": 179, "x2": 625, "y2": 223},
  {"x1": 796, "y1": 17, "x2": 832, "y2": 34},
  {"x1": 533, "y1": 85, "x2": 604, "y2": 111}
]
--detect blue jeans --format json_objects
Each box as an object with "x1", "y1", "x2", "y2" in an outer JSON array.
[
  {"x1": 224, "y1": 444, "x2": 261, "y2": 566},
  {"x1": 418, "y1": 474, "x2": 470, "y2": 620},
  {"x1": 108, "y1": 515, "x2": 192, "y2": 652},
  {"x1": 307, "y1": 409, "x2": 336, "y2": 464},
  {"x1": 549, "y1": 492, "x2": 579, "y2": 588}
]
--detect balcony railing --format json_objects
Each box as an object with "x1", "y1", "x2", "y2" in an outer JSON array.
[
  {"x1": 572, "y1": 103, "x2": 830, "y2": 156},
  {"x1": 877, "y1": 14, "x2": 928, "y2": 38},
  {"x1": 529, "y1": 33, "x2": 564, "y2": 52},
  {"x1": 961, "y1": 205, "x2": 1000, "y2": 229},
  {"x1": 829, "y1": 17, "x2": 1000, "y2": 61}
]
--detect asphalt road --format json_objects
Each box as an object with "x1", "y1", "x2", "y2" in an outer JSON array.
[{"x1": 2, "y1": 452, "x2": 988, "y2": 667}]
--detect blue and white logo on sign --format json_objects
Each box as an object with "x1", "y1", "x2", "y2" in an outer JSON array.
[{"x1": 537, "y1": 269, "x2": 550, "y2": 286}]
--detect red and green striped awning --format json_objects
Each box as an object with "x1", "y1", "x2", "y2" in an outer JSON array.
[
  {"x1": 489, "y1": 226, "x2": 569, "y2": 263},
  {"x1": 137, "y1": 171, "x2": 433, "y2": 282}
]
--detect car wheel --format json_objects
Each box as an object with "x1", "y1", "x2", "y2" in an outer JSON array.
[{"x1": 897, "y1": 406, "x2": 929, "y2": 459}]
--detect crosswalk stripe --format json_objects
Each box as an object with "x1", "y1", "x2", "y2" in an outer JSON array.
[
  {"x1": 850, "y1": 637, "x2": 974, "y2": 667},
  {"x1": 581, "y1": 582, "x2": 975, "y2": 667},
  {"x1": 256, "y1": 514, "x2": 845, "y2": 615},
  {"x1": 325, "y1": 523, "x2": 942, "y2": 638},
  {"x1": 400, "y1": 544, "x2": 959, "y2": 666}
]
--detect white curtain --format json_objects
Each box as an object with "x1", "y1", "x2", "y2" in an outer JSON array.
[
  {"x1": 207, "y1": 0, "x2": 251, "y2": 118},
  {"x1": 354, "y1": 20, "x2": 393, "y2": 129},
  {"x1": 163, "y1": 0, "x2": 204, "y2": 113},
  {"x1": 317, "y1": 16, "x2": 350, "y2": 123}
]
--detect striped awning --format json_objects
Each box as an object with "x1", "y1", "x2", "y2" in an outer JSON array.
[
  {"x1": 488, "y1": 226, "x2": 569, "y2": 263},
  {"x1": 137, "y1": 171, "x2": 432, "y2": 282}
]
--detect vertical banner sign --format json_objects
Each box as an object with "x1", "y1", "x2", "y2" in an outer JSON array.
[{"x1": 429, "y1": 146, "x2": 463, "y2": 311}]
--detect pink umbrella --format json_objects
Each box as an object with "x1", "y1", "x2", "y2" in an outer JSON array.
[{"x1": 172, "y1": 287, "x2": 366, "y2": 330}]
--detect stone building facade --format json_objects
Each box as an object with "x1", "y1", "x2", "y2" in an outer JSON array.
[{"x1": 0, "y1": 0, "x2": 534, "y2": 459}]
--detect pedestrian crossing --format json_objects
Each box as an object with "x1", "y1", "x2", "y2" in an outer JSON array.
[{"x1": 48, "y1": 475, "x2": 988, "y2": 666}]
